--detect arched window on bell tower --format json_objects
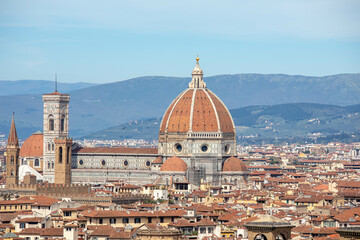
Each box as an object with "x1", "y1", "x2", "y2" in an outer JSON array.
[
  {"x1": 11, "y1": 156, "x2": 14, "y2": 164},
  {"x1": 61, "y1": 115, "x2": 65, "y2": 132},
  {"x1": 48, "y1": 115, "x2": 54, "y2": 131}
]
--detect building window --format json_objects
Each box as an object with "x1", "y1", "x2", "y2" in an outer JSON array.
[
  {"x1": 201, "y1": 144, "x2": 208, "y2": 152},
  {"x1": 48, "y1": 115, "x2": 54, "y2": 131},
  {"x1": 275, "y1": 235, "x2": 285, "y2": 240},
  {"x1": 66, "y1": 227, "x2": 71, "y2": 231},
  {"x1": 52, "y1": 161, "x2": 54, "y2": 169},
  {"x1": 122, "y1": 218, "x2": 129, "y2": 224},
  {"x1": 79, "y1": 160, "x2": 84, "y2": 166},
  {"x1": 101, "y1": 160, "x2": 106, "y2": 167},
  {"x1": 110, "y1": 218, "x2": 116, "y2": 224},
  {"x1": 160, "y1": 217, "x2": 164, "y2": 223},
  {"x1": 67, "y1": 147, "x2": 70, "y2": 164},
  {"x1": 34, "y1": 158, "x2": 40, "y2": 167},
  {"x1": 20, "y1": 223, "x2": 25, "y2": 229},
  {"x1": 255, "y1": 234, "x2": 268, "y2": 240},
  {"x1": 200, "y1": 227, "x2": 206, "y2": 234},
  {"x1": 64, "y1": 211, "x2": 71, "y2": 216},
  {"x1": 123, "y1": 160, "x2": 129, "y2": 167},
  {"x1": 148, "y1": 217, "x2": 152, "y2": 223},
  {"x1": 99, "y1": 219, "x2": 103, "y2": 224},
  {"x1": 225, "y1": 144, "x2": 231, "y2": 154},
  {"x1": 208, "y1": 227, "x2": 213, "y2": 233},
  {"x1": 59, "y1": 147, "x2": 63, "y2": 163},
  {"x1": 135, "y1": 218, "x2": 141, "y2": 223},
  {"x1": 174, "y1": 143, "x2": 182, "y2": 153},
  {"x1": 61, "y1": 115, "x2": 65, "y2": 132},
  {"x1": 11, "y1": 156, "x2": 14, "y2": 164},
  {"x1": 145, "y1": 161, "x2": 151, "y2": 167}
]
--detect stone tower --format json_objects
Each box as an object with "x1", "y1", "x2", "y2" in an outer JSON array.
[
  {"x1": 6, "y1": 114, "x2": 20, "y2": 187},
  {"x1": 245, "y1": 215, "x2": 294, "y2": 240},
  {"x1": 54, "y1": 137, "x2": 72, "y2": 185},
  {"x1": 42, "y1": 88, "x2": 70, "y2": 183}
]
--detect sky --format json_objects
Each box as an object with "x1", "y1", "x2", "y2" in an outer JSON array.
[{"x1": 0, "y1": 0, "x2": 359, "y2": 83}]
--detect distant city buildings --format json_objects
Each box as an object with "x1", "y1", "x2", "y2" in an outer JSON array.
[{"x1": 0, "y1": 59, "x2": 359, "y2": 239}]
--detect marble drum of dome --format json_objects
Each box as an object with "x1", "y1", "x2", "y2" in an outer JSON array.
[{"x1": 158, "y1": 58, "x2": 236, "y2": 160}]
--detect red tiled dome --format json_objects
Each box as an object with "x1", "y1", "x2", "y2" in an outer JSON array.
[
  {"x1": 160, "y1": 156, "x2": 187, "y2": 172},
  {"x1": 160, "y1": 88, "x2": 235, "y2": 134},
  {"x1": 20, "y1": 131, "x2": 43, "y2": 157},
  {"x1": 223, "y1": 156, "x2": 247, "y2": 172}
]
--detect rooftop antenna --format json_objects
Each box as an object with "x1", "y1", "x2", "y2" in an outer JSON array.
[{"x1": 55, "y1": 73, "x2": 58, "y2": 92}]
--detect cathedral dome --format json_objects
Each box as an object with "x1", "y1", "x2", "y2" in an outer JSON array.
[
  {"x1": 160, "y1": 156, "x2": 187, "y2": 172},
  {"x1": 222, "y1": 156, "x2": 247, "y2": 172},
  {"x1": 20, "y1": 131, "x2": 43, "y2": 158},
  {"x1": 160, "y1": 59, "x2": 235, "y2": 135}
]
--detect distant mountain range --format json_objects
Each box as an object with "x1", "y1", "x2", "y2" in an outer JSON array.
[
  {"x1": 0, "y1": 80, "x2": 97, "y2": 96},
  {"x1": 83, "y1": 103, "x2": 360, "y2": 144},
  {"x1": 0, "y1": 73, "x2": 359, "y2": 141}
]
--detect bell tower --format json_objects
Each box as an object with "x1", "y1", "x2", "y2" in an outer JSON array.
[
  {"x1": 54, "y1": 137, "x2": 72, "y2": 185},
  {"x1": 42, "y1": 77, "x2": 70, "y2": 183},
  {"x1": 6, "y1": 114, "x2": 20, "y2": 187}
]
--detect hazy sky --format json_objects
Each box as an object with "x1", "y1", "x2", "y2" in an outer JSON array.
[{"x1": 0, "y1": 0, "x2": 359, "y2": 83}]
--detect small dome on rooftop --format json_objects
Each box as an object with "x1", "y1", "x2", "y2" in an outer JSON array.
[
  {"x1": 222, "y1": 156, "x2": 247, "y2": 172},
  {"x1": 20, "y1": 132, "x2": 43, "y2": 158},
  {"x1": 160, "y1": 156, "x2": 187, "y2": 172}
]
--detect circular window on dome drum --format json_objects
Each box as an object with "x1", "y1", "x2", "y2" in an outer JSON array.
[
  {"x1": 225, "y1": 144, "x2": 231, "y2": 154},
  {"x1": 145, "y1": 161, "x2": 151, "y2": 167},
  {"x1": 123, "y1": 160, "x2": 129, "y2": 167},
  {"x1": 174, "y1": 143, "x2": 182, "y2": 153},
  {"x1": 101, "y1": 160, "x2": 106, "y2": 167},
  {"x1": 79, "y1": 159, "x2": 84, "y2": 166},
  {"x1": 201, "y1": 144, "x2": 209, "y2": 153}
]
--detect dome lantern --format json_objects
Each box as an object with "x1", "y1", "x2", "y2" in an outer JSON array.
[{"x1": 189, "y1": 56, "x2": 206, "y2": 89}]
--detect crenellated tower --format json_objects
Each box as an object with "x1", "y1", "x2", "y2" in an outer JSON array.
[
  {"x1": 42, "y1": 84, "x2": 70, "y2": 183},
  {"x1": 6, "y1": 114, "x2": 20, "y2": 186},
  {"x1": 54, "y1": 137, "x2": 72, "y2": 185}
]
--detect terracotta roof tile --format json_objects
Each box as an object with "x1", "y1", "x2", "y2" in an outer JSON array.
[
  {"x1": 73, "y1": 147, "x2": 157, "y2": 154},
  {"x1": 160, "y1": 156, "x2": 187, "y2": 172},
  {"x1": 166, "y1": 89, "x2": 193, "y2": 132},
  {"x1": 160, "y1": 88, "x2": 235, "y2": 134},
  {"x1": 223, "y1": 156, "x2": 247, "y2": 172},
  {"x1": 152, "y1": 156, "x2": 163, "y2": 164},
  {"x1": 192, "y1": 90, "x2": 218, "y2": 132},
  {"x1": 20, "y1": 132, "x2": 43, "y2": 157}
]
